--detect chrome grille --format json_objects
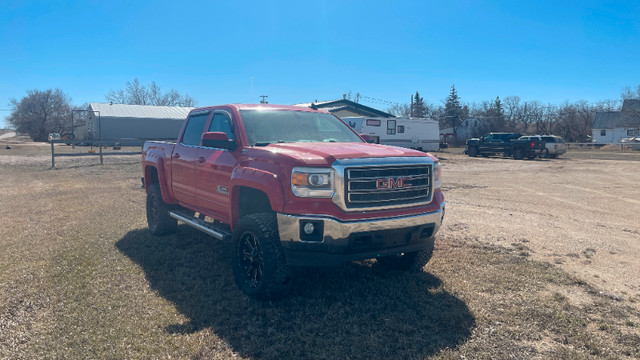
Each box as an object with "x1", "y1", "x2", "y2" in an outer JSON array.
[{"x1": 345, "y1": 165, "x2": 431, "y2": 209}]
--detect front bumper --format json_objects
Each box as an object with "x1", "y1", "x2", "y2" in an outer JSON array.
[{"x1": 276, "y1": 202, "x2": 445, "y2": 266}]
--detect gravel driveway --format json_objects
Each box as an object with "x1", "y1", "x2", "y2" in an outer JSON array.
[{"x1": 440, "y1": 151, "x2": 640, "y2": 303}]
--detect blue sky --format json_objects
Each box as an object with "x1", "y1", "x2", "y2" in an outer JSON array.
[{"x1": 1, "y1": 0, "x2": 639, "y2": 127}]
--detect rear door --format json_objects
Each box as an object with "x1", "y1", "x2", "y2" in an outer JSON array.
[
  {"x1": 195, "y1": 109, "x2": 238, "y2": 223},
  {"x1": 171, "y1": 110, "x2": 211, "y2": 207}
]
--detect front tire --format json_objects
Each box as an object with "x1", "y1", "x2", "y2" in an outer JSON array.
[
  {"x1": 467, "y1": 146, "x2": 479, "y2": 157},
  {"x1": 232, "y1": 213, "x2": 292, "y2": 300},
  {"x1": 146, "y1": 183, "x2": 177, "y2": 236},
  {"x1": 377, "y1": 245, "x2": 434, "y2": 272}
]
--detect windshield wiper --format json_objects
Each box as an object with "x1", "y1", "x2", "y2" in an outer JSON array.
[{"x1": 254, "y1": 142, "x2": 272, "y2": 146}]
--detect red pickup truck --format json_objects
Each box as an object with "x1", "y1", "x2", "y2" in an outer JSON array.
[{"x1": 142, "y1": 104, "x2": 445, "y2": 299}]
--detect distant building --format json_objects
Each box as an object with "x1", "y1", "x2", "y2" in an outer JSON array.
[
  {"x1": 440, "y1": 118, "x2": 485, "y2": 143},
  {"x1": 293, "y1": 99, "x2": 394, "y2": 118},
  {"x1": 79, "y1": 103, "x2": 194, "y2": 144},
  {"x1": 592, "y1": 99, "x2": 640, "y2": 143}
]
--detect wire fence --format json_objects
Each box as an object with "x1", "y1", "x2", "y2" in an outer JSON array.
[{"x1": 49, "y1": 138, "x2": 174, "y2": 168}]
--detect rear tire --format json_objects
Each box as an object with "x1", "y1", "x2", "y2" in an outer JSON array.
[
  {"x1": 377, "y1": 245, "x2": 434, "y2": 272},
  {"x1": 513, "y1": 148, "x2": 524, "y2": 160},
  {"x1": 544, "y1": 149, "x2": 550, "y2": 158},
  {"x1": 232, "y1": 213, "x2": 292, "y2": 300},
  {"x1": 146, "y1": 183, "x2": 177, "y2": 236},
  {"x1": 468, "y1": 146, "x2": 479, "y2": 157}
]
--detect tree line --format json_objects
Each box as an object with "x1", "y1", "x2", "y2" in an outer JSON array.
[
  {"x1": 6, "y1": 79, "x2": 196, "y2": 142},
  {"x1": 388, "y1": 85, "x2": 640, "y2": 144}
]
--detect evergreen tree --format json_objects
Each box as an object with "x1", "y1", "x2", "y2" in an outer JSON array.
[
  {"x1": 412, "y1": 91, "x2": 427, "y2": 118},
  {"x1": 443, "y1": 85, "x2": 464, "y2": 137}
]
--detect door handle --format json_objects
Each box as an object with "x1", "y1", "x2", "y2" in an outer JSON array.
[
  {"x1": 197, "y1": 157, "x2": 206, "y2": 164},
  {"x1": 172, "y1": 153, "x2": 180, "y2": 159}
]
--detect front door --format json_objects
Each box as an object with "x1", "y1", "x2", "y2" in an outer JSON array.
[
  {"x1": 195, "y1": 110, "x2": 237, "y2": 223},
  {"x1": 171, "y1": 111, "x2": 210, "y2": 207}
]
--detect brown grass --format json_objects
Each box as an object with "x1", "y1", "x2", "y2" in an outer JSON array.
[{"x1": 1, "y1": 141, "x2": 639, "y2": 359}]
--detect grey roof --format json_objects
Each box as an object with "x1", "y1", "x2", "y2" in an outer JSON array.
[
  {"x1": 292, "y1": 99, "x2": 394, "y2": 118},
  {"x1": 593, "y1": 110, "x2": 640, "y2": 129},
  {"x1": 622, "y1": 99, "x2": 640, "y2": 112},
  {"x1": 89, "y1": 103, "x2": 195, "y2": 119}
]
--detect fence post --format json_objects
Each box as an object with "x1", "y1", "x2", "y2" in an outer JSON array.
[
  {"x1": 51, "y1": 142, "x2": 55, "y2": 168},
  {"x1": 99, "y1": 144, "x2": 103, "y2": 165}
]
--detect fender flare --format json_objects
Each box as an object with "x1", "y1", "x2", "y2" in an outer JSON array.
[
  {"x1": 229, "y1": 167, "x2": 286, "y2": 227},
  {"x1": 143, "y1": 154, "x2": 176, "y2": 204}
]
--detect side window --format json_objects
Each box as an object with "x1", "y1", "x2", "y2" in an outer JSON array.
[
  {"x1": 208, "y1": 111, "x2": 235, "y2": 141},
  {"x1": 181, "y1": 112, "x2": 209, "y2": 146},
  {"x1": 600, "y1": 130, "x2": 606, "y2": 136},
  {"x1": 387, "y1": 120, "x2": 396, "y2": 135},
  {"x1": 366, "y1": 119, "x2": 381, "y2": 126},
  {"x1": 398, "y1": 125, "x2": 405, "y2": 133}
]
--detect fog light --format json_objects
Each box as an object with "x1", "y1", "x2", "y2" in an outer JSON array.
[{"x1": 303, "y1": 222, "x2": 315, "y2": 235}]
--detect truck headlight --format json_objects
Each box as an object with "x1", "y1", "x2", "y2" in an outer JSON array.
[
  {"x1": 291, "y1": 167, "x2": 334, "y2": 198},
  {"x1": 433, "y1": 162, "x2": 442, "y2": 190}
]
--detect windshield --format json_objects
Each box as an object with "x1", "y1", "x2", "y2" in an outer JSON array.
[{"x1": 240, "y1": 110, "x2": 363, "y2": 146}]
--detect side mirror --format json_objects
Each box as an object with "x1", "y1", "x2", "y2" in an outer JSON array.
[{"x1": 201, "y1": 132, "x2": 237, "y2": 151}]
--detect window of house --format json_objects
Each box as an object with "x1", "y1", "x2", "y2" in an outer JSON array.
[
  {"x1": 387, "y1": 120, "x2": 396, "y2": 135},
  {"x1": 366, "y1": 119, "x2": 381, "y2": 126},
  {"x1": 398, "y1": 125, "x2": 405, "y2": 133},
  {"x1": 600, "y1": 130, "x2": 606, "y2": 136},
  {"x1": 181, "y1": 112, "x2": 210, "y2": 146},
  {"x1": 627, "y1": 129, "x2": 637, "y2": 136}
]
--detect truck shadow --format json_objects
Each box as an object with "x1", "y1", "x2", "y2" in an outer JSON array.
[{"x1": 116, "y1": 227, "x2": 475, "y2": 359}]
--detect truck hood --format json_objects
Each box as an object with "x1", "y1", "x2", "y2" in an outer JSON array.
[{"x1": 262, "y1": 142, "x2": 433, "y2": 166}]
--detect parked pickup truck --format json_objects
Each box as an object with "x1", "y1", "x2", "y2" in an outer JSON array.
[
  {"x1": 142, "y1": 104, "x2": 445, "y2": 299},
  {"x1": 465, "y1": 132, "x2": 546, "y2": 160}
]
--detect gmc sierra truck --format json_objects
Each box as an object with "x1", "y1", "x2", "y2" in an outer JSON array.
[
  {"x1": 465, "y1": 132, "x2": 546, "y2": 159},
  {"x1": 142, "y1": 104, "x2": 445, "y2": 299}
]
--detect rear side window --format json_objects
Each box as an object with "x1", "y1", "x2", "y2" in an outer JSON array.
[{"x1": 181, "y1": 112, "x2": 209, "y2": 146}]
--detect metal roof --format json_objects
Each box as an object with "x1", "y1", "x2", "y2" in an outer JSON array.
[
  {"x1": 89, "y1": 103, "x2": 195, "y2": 119},
  {"x1": 593, "y1": 110, "x2": 640, "y2": 129},
  {"x1": 292, "y1": 99, "x2": 394, "y2": 118}
]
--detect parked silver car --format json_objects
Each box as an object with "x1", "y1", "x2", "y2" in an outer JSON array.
[{"x1": 540, "y1": 135, "x2": 566, "y2": 158}]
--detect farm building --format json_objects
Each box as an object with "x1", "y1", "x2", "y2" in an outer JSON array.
[
  {"x1": 293, "y1": 99, "x2": 394, "y2": 118},
  {"x1": 592, "y1": 99, "x2": 640, "y2": 143},
  {"x1": 79, "y1": 103, "x2": 195, "y2": 144}
]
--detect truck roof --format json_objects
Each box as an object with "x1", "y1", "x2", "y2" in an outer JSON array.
[{"x1": 190, "y1": 104, "x2": 329, "y2": 113}]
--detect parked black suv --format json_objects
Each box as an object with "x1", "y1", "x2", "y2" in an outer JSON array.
[{"x1": 465, "y1": 132, "x2": 546, "y2": 160}]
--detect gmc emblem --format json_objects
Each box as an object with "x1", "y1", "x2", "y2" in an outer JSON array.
[{"x1": 376, "y1": 177, "x2": 412, "y2": 189}]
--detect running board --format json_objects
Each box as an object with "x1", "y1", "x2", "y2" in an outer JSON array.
[{"x1": 169, "y1": 210, "x2": 232, "y2": 241}]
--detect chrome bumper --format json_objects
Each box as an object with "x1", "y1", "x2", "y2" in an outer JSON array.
[{"x1": 276, "y1": 202, "x2": 445, "y2": 266}]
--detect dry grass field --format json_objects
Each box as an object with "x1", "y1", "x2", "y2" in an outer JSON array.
[{"x1": 1, "y1": 138, "x2": 639, "y2": 359}]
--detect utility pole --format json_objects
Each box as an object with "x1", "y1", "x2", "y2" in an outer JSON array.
[{"x1": 259, "y1": 95, "x2": 268, "y2": 104}]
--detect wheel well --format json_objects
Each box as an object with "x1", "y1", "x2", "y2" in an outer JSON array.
[
  {"x1": 145, "y1": 166, "x2": 159, "y2": 188},
  {"x1": 237, "y1": 187, "x2": 272, "y2": 220}
]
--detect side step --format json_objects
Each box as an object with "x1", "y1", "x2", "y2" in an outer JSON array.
[{"x1": 169, "y1": 209, "x2": 232, "y2": 241}]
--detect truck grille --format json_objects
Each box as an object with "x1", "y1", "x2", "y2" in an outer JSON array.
[{"x1": 345, "y1": 165, "x2": 431, "y2": 209}]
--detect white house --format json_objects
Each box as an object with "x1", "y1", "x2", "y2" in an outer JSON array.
[
  {"x1": 592, "y1": 100, "x2": 640, "y2": 143},
  {"x1": 440, "y1": 118, "x2": 485, "y2": 143}
]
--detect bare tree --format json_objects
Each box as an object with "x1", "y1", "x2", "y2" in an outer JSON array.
[
  {"x1": 621, "y1": 85, "x2": 640, "y2": 100},
  {"x1": 503, "y1": 96, "x2": 521, "y2": 131},
  {"x1": 387, "y1": 103, "x2": 411, "y2": 117},
  {"x1": 106, "y1": 78, "x2": 197, "y2": 107},
  {"x1": 8, "y1": 89, "x2": 72, "y2": 141}
]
